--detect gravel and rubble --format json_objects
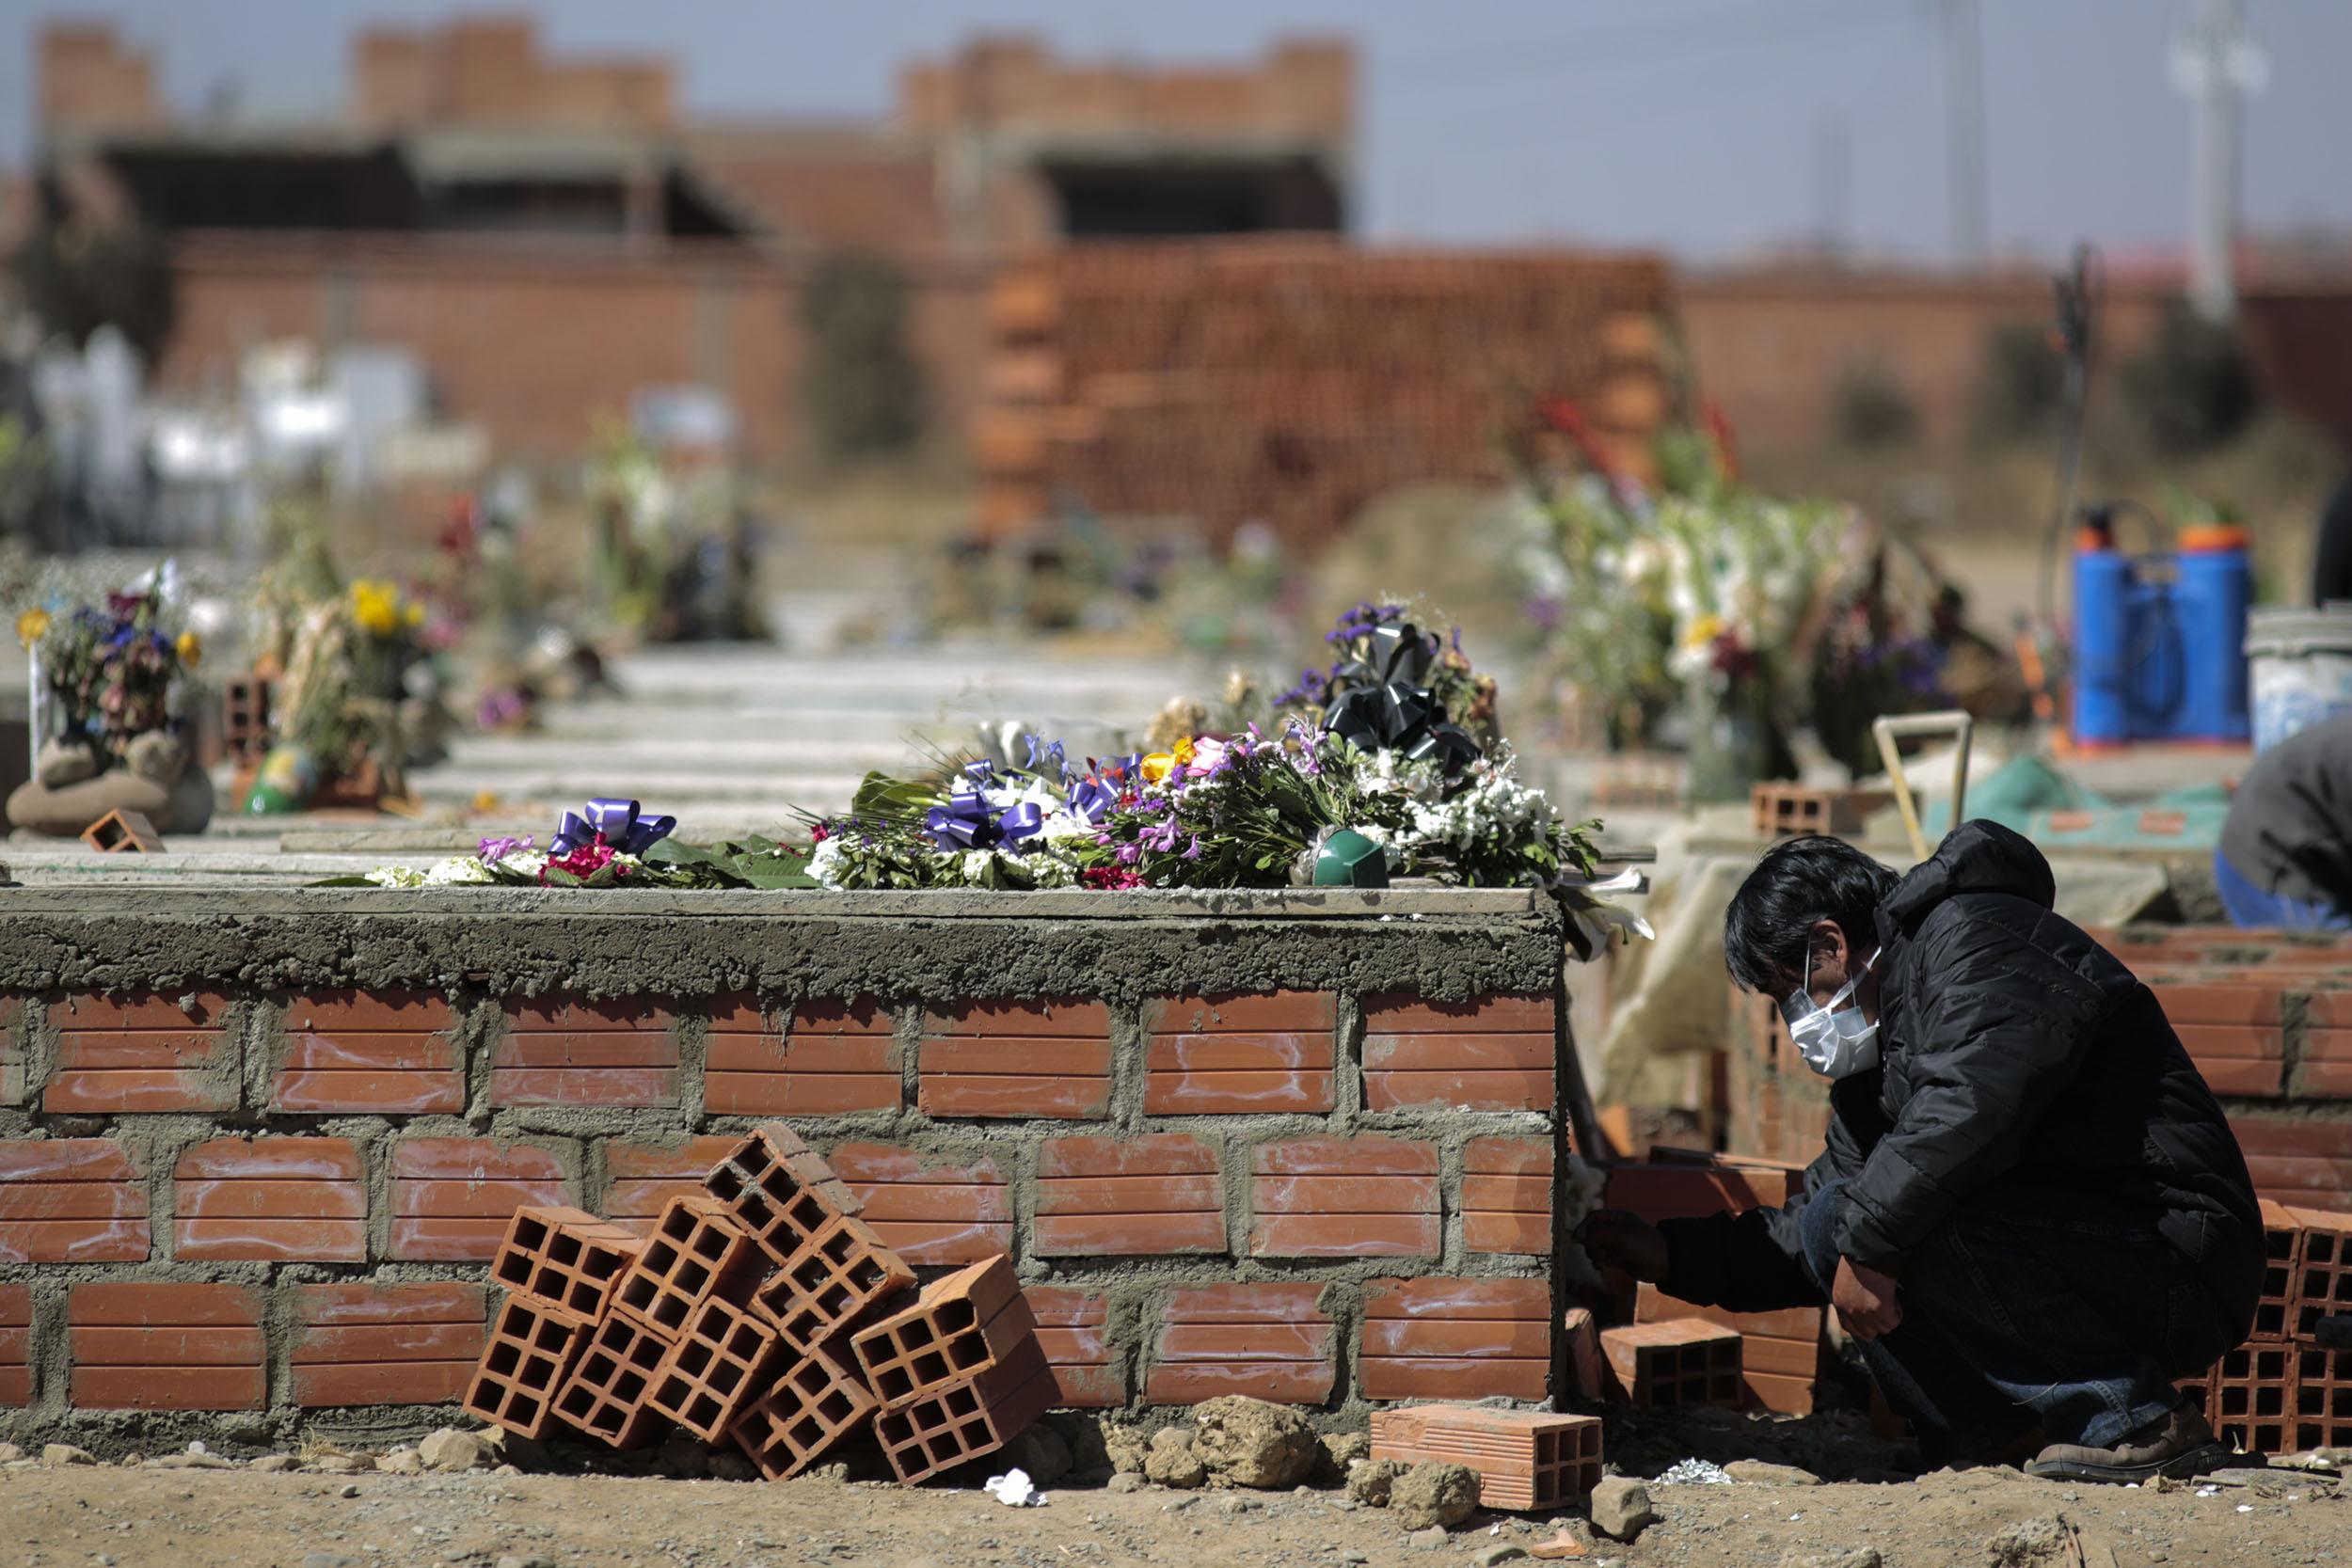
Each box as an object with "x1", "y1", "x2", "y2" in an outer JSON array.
[{"x1": 0, "y1": 1410, "x2": 2343, "y2": 1568}]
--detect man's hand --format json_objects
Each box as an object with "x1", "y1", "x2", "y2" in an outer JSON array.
[
  {"x1": 1573, "y1": 1208, "x2": 1670, "y2": 1283},
  {"x1": 1832, "y1": 1257, "x2": 1901, "y2": 1340}
]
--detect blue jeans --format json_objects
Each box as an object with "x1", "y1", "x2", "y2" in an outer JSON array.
[
  {"x1": 1799, "y1": 1179, "x2": 2231, "y2": 1458},
  {"x1": 2214, "y1": 848, "x2": 2352, "y2": 930}
]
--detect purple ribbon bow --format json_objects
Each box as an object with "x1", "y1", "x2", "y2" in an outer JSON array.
[
  {"x1": 1066, "y1": 776, "x2": 1117, "y2": 823},
  {"x1": 551, "y1": 797, "x2": 676, "y2": 857},
  {"x1": 926, "y1": 792, "x2": 1045, "y2": 852}
]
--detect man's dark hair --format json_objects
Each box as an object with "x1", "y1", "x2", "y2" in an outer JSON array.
[{"x1": 1723, "y1": 834, "x2": 1900, "y2": 992}]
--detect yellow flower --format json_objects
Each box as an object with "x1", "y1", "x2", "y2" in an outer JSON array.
[
  {"x1": 1681, "y1": 612, "x2": 1725, "y2": 650},
  {"x1": 403, "y1": 599, "x2": 426, "y2": 629},
  {"x1": 15, "y1": 608, "x2": 50, "y2": 649},
  {"x1": 350, "y1": 579, "x2": 402, "y2": 637},
  {"x1": 1139, "y1": 736, "x2": 1194, "y2": 785},
  {"x1": 175, "y1": 629, "x2": 202, "y2": 667}
]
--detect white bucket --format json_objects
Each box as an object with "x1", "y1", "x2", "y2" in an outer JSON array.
[{"x1": 2245, "y1": 604, "x2": 2352, "y2": 753}]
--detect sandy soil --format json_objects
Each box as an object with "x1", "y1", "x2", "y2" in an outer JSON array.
[{"x1": 2, "y1": 1449, "x2": 2342, "y2": 1568}]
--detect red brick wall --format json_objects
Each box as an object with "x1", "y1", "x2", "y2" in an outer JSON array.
[
  {"x1": 154, "y1": 233, "x2": 996, "y2": 465},
  {"x1": 1682, "y1": 265, "x2": 2352, "y2": 455},
  {"x1": 0, "y1": 982, "x2": 1563, "y2": 1422}
]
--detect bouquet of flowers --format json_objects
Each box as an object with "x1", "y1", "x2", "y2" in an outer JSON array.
[
  {"x1": 1518, "y1": 403, "x2": 1868, "y2": 785},
  {"x1": 22, "y1": 581, "x2": 198, "y2": 760},
  {"x1": 343, "y1": 799, "x2": 817, "y2": 891}
]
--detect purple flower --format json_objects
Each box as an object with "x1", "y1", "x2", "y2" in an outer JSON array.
[
  {"x1": 1183, "y1": 835, "x2": 1203, "y2": 860},
  {"x1": 479, "y1": 833, "x2": 534, "y2": 863},
  {"x1": 1116, "y1": 843, "x2": 1142, "y2": 865}
]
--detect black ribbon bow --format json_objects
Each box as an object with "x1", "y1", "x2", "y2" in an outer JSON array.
[{"x1": 1318, "y1": 622, "x2": 1480, "y2": 772}]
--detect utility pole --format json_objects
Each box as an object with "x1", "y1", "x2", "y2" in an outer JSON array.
[
  {"x1": 2169, "y1": 0, "x2": 2267, "y2": 322},
  {"x1": 1940, "y1": 0, "x2": 1987, "y2": 267},
  {"x1": 1812, "y1": 113, "x2": 1851, "y2": 260}
]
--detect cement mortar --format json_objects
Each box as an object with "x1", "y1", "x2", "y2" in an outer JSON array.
[{"x1": 0, "y1": 890, "x2": 1562, "y2": 1005}]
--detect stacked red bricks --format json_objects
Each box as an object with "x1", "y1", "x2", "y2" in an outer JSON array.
[
  {"x1": 976, "y1": 245, "x2": 1673, "y2": 547},
  {"x1": 466, "y1": 1126, "x2": 1054, "y2": 1483},
  {"x1": 2184, "y1": 1200, "x2": 2352, "y2": 1454},
  {"x1": 1602, "y1": 1161, "x2": 1828, "y2": 1416},
  {"x1": 0, "y1": 973, "x2": 1563, "y2": 1433}
]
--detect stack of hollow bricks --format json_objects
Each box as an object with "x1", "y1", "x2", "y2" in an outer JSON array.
[
  {"x1": 467, "y1": 1127, "x2": 1052, "y2": 1482},
  {"x1": 0, "y1": 985, "x2": 1562, "y2": 1433},
  {"x1": 977, "y1": 246, "x2": 1672, "y2": 547}
]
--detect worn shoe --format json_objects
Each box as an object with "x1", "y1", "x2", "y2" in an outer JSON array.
[{"x1": 2024, "y1": 1404, "x2": 2233, "y2": 1483}]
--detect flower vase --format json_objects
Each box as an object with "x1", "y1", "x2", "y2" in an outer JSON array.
[{"x1": 1683, "y1": 685, "x2": 1767, "y2": 804}]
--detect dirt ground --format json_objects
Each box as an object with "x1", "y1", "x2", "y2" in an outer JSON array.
[{"x1": 3, "y1": 1443, "x2": 2342, "y2": 1568}]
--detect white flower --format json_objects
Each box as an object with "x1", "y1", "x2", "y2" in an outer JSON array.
[
  {"x1": 807, "y1": 836, "x2": 850, "y2": 889},
  {"x1": 421, "y1": 857, "x2": 495, "y2": 886},
  {"x1": 364, "y1": 864, "x2": 426, "y2": 888}
]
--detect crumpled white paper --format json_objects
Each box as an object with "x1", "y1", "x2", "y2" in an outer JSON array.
[{"x1": 984, "y1": 1467, "x2": 1046, "y2": 1506}]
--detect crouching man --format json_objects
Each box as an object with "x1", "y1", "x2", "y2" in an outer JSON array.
[{"x1": 1579, "y1": 821, "x2": 2263, "y2": 1481}]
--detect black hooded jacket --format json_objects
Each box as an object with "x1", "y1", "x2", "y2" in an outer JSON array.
[{"x1": 1660, "y1": 821, "x2": 2265, "y2": 1338}]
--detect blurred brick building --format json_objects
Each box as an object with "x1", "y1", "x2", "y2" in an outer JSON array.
[{"x1": 24, "y1": 18, "x2": 1361, "y2": 472}]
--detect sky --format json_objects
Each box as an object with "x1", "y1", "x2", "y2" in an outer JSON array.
[{"x1": 3, "y1": 0, "x2": 2348, "y2": 264}]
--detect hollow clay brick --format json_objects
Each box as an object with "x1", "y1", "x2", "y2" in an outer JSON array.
[
  {"x1": 755, "y1": 1212, "x2": 916, "y2": 1354},
  {"x1": 390, "y1": 1137, "x2": 571, "y2": 1262},
  {"x1": 273, "y1": 990, "x2": 462, "y2": 1113},
  {"x1": 730, "y1": 1336, "x2": 882, "y2": 1481},
  {"x1": 491, "y1": 1205, "x2": 647, "y2": 1319},
  {"x1": 0, "y1": 1284, "x2": 27, "y2": 1407},
  {"x1": 703, "y1": 1123, "x2": 864, "y2": 1268},
  {"x1": 69, "y1": 1282, "x2": 264, "y2": 1410},
  {"x1": 2294, "y1": 1343, "x2": 2352, "y2": 1451},
  {"x1": 2206, "y1": 1341, "x2": 2294, "y2": 1455},
  {"x1": 172, "y1": 1136, "x2": 367, "y2": 1262},
  {"x1": 827, "y1": 1144, "x2": 1011, "y2": 1266},
  {"x1": 2291, "y1": 1208, "x2": 2352, "y2": 1338},
  {"x1": 612, "y1": 1195, "x2": 760, "y2": 1337},
  {"x1": 1023, "y1": 1286, "x2": 1120, "y2": 1407},
  {"x1": 464, "y1": 1294, "x2": 595, "y2": 1440},
  {"x1": 1360, "y1": 992, "x2": 1554, "y2": 1034},
  {"x1": 493, "y1": 996, "x2": 679, "y2": 1107},
  {"x1": 917, "y1": 1035, "x2": 1112, "y2": 1119},
  {"x1": 1360, "y1": 1276, "x2": 1551, "y2": 1403},
  {"x1": 1600, "y1": 1319, "x2": 1743, "y2": 1409},
  {"x1": 1249, "y1": 1135, "x2": 1438, "y2": 1258},
  {"x1": 553, "y1": 1308, "x2": 675, "y2": 1449},
  {"x1": 706, "y1": 996, "x2": 900, "y2": 1115},
  {"x1": 1146, "y1": 990, "x2": 1338, "y2": 1035},
  {"x1": 1370, "y1": 1405, "x2": 1604, "y2": 1512},
  {"x1": 1146, "y1": 1282, "x2": 1333, "y2": 1405},
  {"x1": 604, "y1": 1136, "x2": 744, "y2": 1226},
  {"x1": 0, "y1": 1138, "x2": 151, "y2": 1263},
  {"x1": 647, "y1": 1291, "x2": 787, "y2": 1442},
  {"x1": 852, "y1": 1254, "x2": 1037, "y2": 1410},
  {"x1": 1143, "y1": 990, "x2": 1336, "y2": 1115},
  {"x1": 291, "y1": 1281, "x2": 487, "y2": 1407},
  {"x1": 1463, "y1": 1136, "x2": 1553, "y2": 1257},
  {"x1": 1036, "y1": 1134, "x2": 1225, "y2": 1257},
  {"x1": 46, "y1": 992, "x2": 232, "y2": 1114},
  {"x1": 874, "y1": 1335, "x2": 1055, "y2": 1485}
]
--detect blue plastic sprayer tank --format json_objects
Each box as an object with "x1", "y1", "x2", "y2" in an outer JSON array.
[{"x1": 2072, "y1": 528, "x2": 2250, "y2": 748}]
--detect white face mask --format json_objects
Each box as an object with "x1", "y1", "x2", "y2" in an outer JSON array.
[{"x1": 1779, "y1": 945, "x2": 1880, "y2": 1079}]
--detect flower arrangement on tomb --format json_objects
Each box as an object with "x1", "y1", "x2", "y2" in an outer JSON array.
[
  {"x1": 344, "y1": 607, "x2": 1645, "y2": 956},
  {"x1": 3, "y1": 577, "x2": 217, "y2": 837}
]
